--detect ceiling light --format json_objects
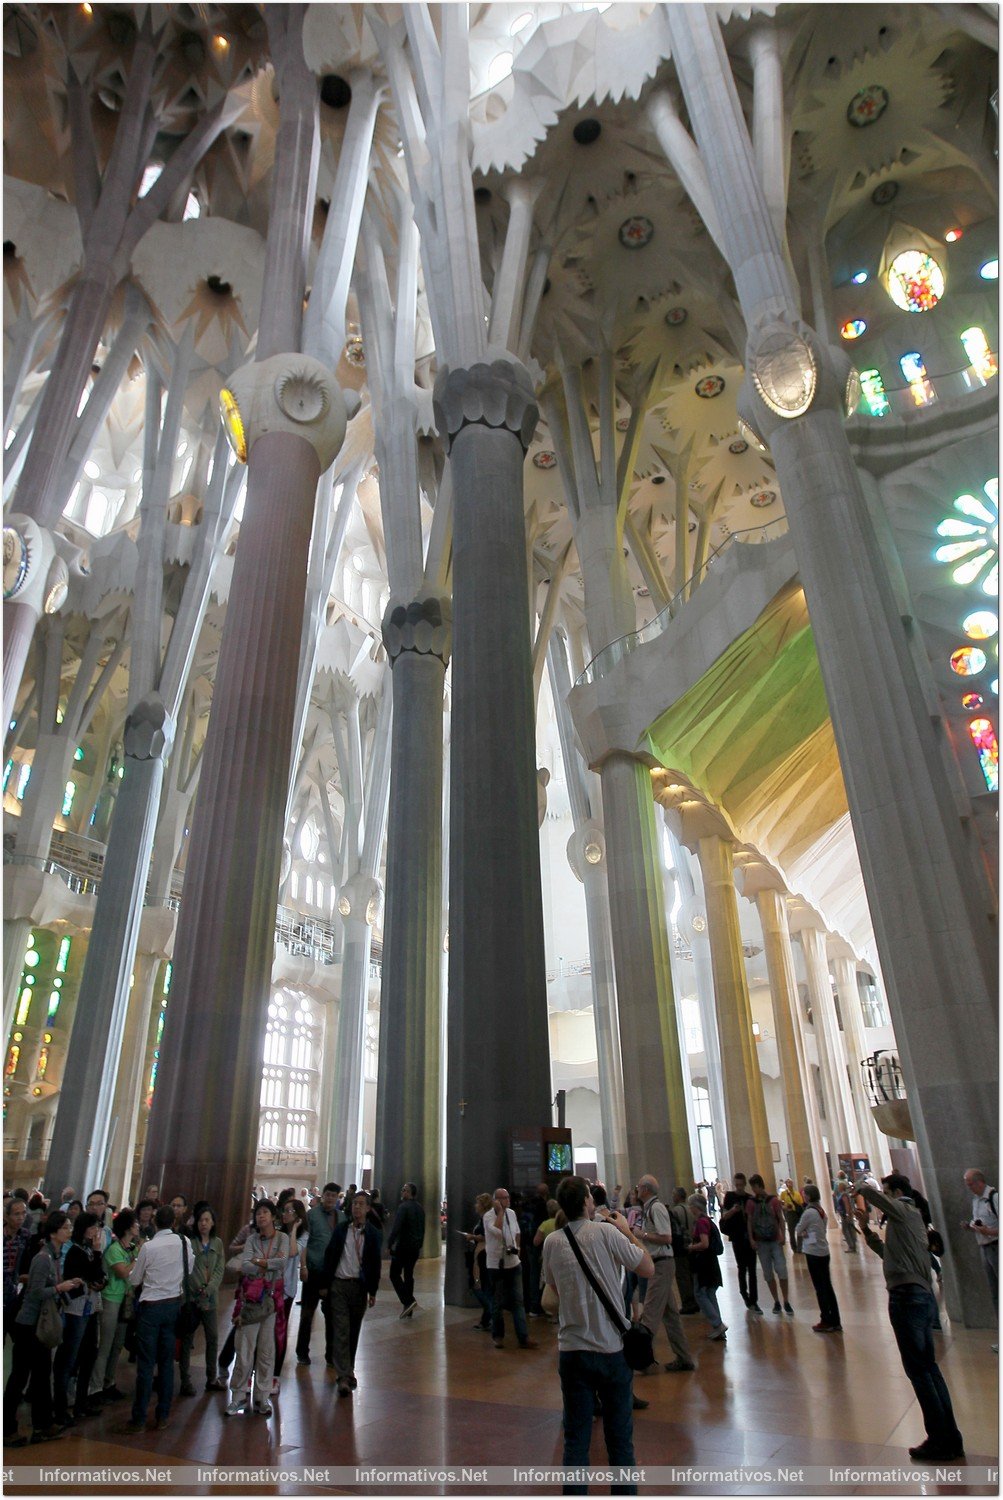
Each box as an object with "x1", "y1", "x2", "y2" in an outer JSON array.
[{"x1": 851, "y1": 270, "x2": 869, "y2": 285}]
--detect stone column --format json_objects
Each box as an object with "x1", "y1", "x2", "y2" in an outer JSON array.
[
  {"x1": 44, "y1": 696, "x2": 174, "y2": 1199},
  {"x1": 741, "y1": 872, "x2": 826, "y2": 1194},
  {"x1": 434, "y1": 357, "x2": 552, "y2": 1307},
  {"x1": 666, "y1": 3, "x2": 997, "y2": 1325},
  {"x1": 102, "y1": 951, "x2": 164, "y2": 1206},
  {"x1": 601, "y1": 753, "x2": 693, "y2": 1189},
  {"x1": 829, "y1": 947, "x2": 890, "y2": 1174},
  {"x1": 794, "y1": 918, "x2": 853, "y2": 1161},
  {"x1": 327, "y1": 909, "x2": 376, "y2": 1189},
  {"x1": 693, "y1": 830, "x2": 772, "y2": 1180},
  {"x1": 374, "y1": 594, "x2": 450, "y2": 1260}
]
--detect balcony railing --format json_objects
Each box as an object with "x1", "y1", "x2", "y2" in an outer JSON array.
[
  {"x1": 861, "y1": 1049, "x2": 906, "y2": 1107},
  {"x1": 577, "y1": 516, "x2": 790, "y2": 687},
  {"x1": 850, "y1": 359, "x2": 997, "y2": 421}
]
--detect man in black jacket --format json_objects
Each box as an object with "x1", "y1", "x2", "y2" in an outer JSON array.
[
  {"x1": 321, "y1": 1191, "x2": 382, "y2": 1397},
  {"x1": 388, "y1": 1184, "x2": 425, "y2": 1319}
]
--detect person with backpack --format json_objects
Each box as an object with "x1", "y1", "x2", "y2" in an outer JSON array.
[
  {"x1": 795, "y1": 1185, "x2": 842, "y2": 1332},
  {"x1": 687, "y1": 1193, "x2": 726, "y2": 1341},
  {"x1": 635, "y1": 1175, "x2": 696, "y2": 1373},
  {"x1": 669, "y1": 1188, "x2": 699, "y2": 1314},
  {"x1": 746, "y1": 1175, "x2": 794, "y2": 1315},
  {"x1": 720, "y1": 1173, "x2": 762, "y2": 1314}
]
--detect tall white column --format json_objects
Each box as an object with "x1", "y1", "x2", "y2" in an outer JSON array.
[
  {"x1": 794, "y1": 919, "x2": 854, "y2": 1161},
  {"x1": 829, "y1": 948, "x2": 891, "y2": 1175}
]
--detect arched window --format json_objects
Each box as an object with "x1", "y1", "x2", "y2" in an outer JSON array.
[{"x1": 256, "y1": 991, "x2": 321, "y2": 1160}]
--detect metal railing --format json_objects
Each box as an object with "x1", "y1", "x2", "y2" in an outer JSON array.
[
  {"x1": 851, "y1": 359, "x2": 997, "y2": 421},
  {"x1": 577, "y1": 515, "x2": 790, "y2": 686},
  {"x1": 860, "y1": 1049, "x2": 906, "y2": 1107}
]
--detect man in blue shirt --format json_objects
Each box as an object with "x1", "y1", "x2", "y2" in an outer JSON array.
[{"x1": 295, "y1": 1182, "x2": 343, "y2": 1365}]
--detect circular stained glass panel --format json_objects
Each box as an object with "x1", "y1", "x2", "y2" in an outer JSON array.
[
  {"x1": 950, "y1": 646, "x2": 987, "y2": 676},
  {"x1": 695, "y1": 374, "x2": 725, "y2": 399},
  {"x1": 847, "y1": 84, "x2": 889, "y2": 127},
  {"x1": 618, "y1": 215, "x2": 654, "y2": 249},
  {"x1": 841, "y1": 319, "x2": 866, "y2": 340},
  {"x1": 886, "y1": 251, "x2": 945, "y2": 313},
  {"x1": 963, "y1": 610, "x2": 998, "y2": 640},
  {"x1": 962, "y1": 692, "x2": 985, "y2": 712}
]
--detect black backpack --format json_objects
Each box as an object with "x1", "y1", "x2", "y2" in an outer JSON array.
[{"x1": 670, "y1": 1205, "x2": 691, "y2": 1256}]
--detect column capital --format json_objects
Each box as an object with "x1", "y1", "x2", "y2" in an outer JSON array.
[
  {"x1": 653, "y1": 774, "x2": 734, "y2": 849},
  {"x1": 734, "y1": 852, "x2": 789, "y2": 902},
  {"x1": 382, "y1": 589, "x2": 452, "y2": 668},
  {"x1": 221, "y1": 353, "x2": 352, "y2": 472},
  {"x1": 786, "y1": 897, "x2": 829, "y2": 938},
  {"x1": 432, "y1": 352, "x2": 538, "y2": 454},
  {"x1": 3, "y1": 513, "x2": 60, "y2": 616},
  {"x1": 124, "y1": 693, "x2": 175, "y2": 763},
  {"x1": 736, "y1": 315, "x2": 860, "y2": 447}
]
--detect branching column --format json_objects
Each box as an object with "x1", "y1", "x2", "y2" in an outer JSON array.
[
  {"x1": 830, "y1": 949, "x2": 890, "y2": 1174},
  {"x1": 434, "y1": 357, "x2": 552, "y2": 1306},
  {"x1": 693, "y1": 830, "x2": 772, "y2": 1180},
  {"x1": 666, "y1": 3, "x2": 997, "y2": 1325}
]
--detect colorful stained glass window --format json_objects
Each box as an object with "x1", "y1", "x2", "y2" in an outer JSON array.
[
  {"x1": 935, "y1": 479, "x2": 998, "y2": 594},
  {"x1": 36, "y1": 1047, "x2": 48, "y2": 1080},
  {"x1": 73, "y1": 746, "x2": 84, "y2": 762},
  {"x1": 2, "y1": 760, "x2": 12, "y2": 792},
  {"x1": 962, "y1": 692, "x2": 985, "y2": 711},
  {"x1": 163, "y1": 961, "x2": 172, "y2": 994},
  {"x1": 61, "y1": 781, "x2": 75, "y2": 817},
  {"x1": 15, "y1": 764, "x2": 30, "y2": 799},
  {"x1": 859, "y1": 368, "x2": 889, "y2": 417},
  {"x1": 46, "y1": 991, "x2": 60, "y2": 1021},
  {"x1": 886, "y1": 251, "x2": 945, "y2": 313},
  {"x1": 980, "y1": 260, "x2": 998, "y2": 281},
  {"x1": 963, "y1": 610, "x2": 998, "y2": 640},
  {"x1": 899, "y1": 351, "x2": 936, "y2": 407},
  {"x1": 840, "y1": 319, "x2": 866, "y2": 340},
  {"x1": 56, "y1": 937, "x2": 71, "y2": 974},
  {"x1": 968, "y1": 717, "x2": 999, "y2": 792},
  {"x1": 15, "y1": 991, "x2": 31, "y2": 1027},
  {"x1": 960, "y1": 327, "x2": 998, "y2": 384},
  {"x1": 5, "y1": 1046, "x2": 19, "y2": 1077},
  {"x1": 950, "y1": 646, "x2": 988, "y2": 676}
]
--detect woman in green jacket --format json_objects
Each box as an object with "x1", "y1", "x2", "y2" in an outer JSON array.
[{"x1": 179, "y1": 1203, "x2": 226, "y2": 1395}]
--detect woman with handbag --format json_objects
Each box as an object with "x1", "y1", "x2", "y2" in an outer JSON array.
[
  {"x1": 272, "y1": 1199, "x2": 306, "y2": 1390},
  {"x1": 179, "y1": 1204, "x2": 226, "y2": 1396},
  {"x1": 225, "y1": 1201, "x2": 288, "y2": 1418},
  {"x1": 88, "y1": 1209, "x2": 138, "y2": 1404},
  {"x1": 3, "y1": 1211, "x2": 82, "y2": 1445},
  {"x1": 686, "y1": 1193, "x2": 727, "y2": 1341},
  {"x1": 53, "y1": 1213, "x2": 107, "y2": 1426}
]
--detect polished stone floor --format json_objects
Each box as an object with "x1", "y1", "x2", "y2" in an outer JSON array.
[{"x1": 4, "y1": 1244, "x2": 998, "y2": 1494}]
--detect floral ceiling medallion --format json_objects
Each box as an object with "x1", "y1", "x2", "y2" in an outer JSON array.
[
  {"x1": 695, "y1": 374, "x2": 725, "y2": 399},
  {"x1": 615, "y1": 415, "x2": 630, "y2": 431},
  {"x1": 871, "y1": 180, "x2": 899, "y2": 206},
  {"x1": 750, "y1": 490, "x2": 777, "y2": 508},
  {"x1": 728, "y1": 438, "x2": 749, "y2": 454},
  {"x1": 847, "y1": 84, "x2": 889, "y2": 128},
  {"x1": 532, "y1": 450, "x2": 558, "y2": 470},
  {"x1": 665, "y1": 306, "x2": 688, "y2": 326},
  {"x1": 618, "y1": 215, "x2": 654, "y2": 249}
]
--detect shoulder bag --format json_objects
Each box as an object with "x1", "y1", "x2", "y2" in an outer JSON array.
[
  {"x1": 561, "y1": 1225, "x2": 653, "y2": 1371},
  {"x1": 36, "y1": 1294, "x2": 64, "y2": 1349},
  {"x1": 175, "y1": 1236, "x2": 199, "y2": 1339}
]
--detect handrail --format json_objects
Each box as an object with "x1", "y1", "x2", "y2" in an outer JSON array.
[{"x1": 576, "y1": 515, "x2": 790, "y2": 687}]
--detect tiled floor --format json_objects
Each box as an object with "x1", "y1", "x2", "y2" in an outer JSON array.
[{"x1": 4, "y1": 1246, "x2": 997, "y2": 1493}]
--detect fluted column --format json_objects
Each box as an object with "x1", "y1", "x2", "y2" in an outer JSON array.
[
  {"x1": 374, "y1": 594, "x2": 450, "y2": 1259},
  {"x1": 434, "y1": 357, "x2": 552, "y2": 1306},
  {"x1": 695, "y1": 832, "x2": 772, "y2": 1180},
  {"x1": 327, "y1": 913, "x2": 375, "y2": 1188},
  {"x1": 602, "y1": 754, "x2": 693, "y2": 1187},
  {"x1": 45, "y1": 697, "x2": 174, "y2": 1198},
  {"x1": 102, "y1": 952, "x2": 163, "y2": 1205},
  {"x1": 795, "y1": 920, "x2": 853, "y2": 1160},
  {"x1": 830, "y1": 949, "x2": 890, "y2": 1174},
  {"x1": 748, "y1": 879, "x2": 826, "y2": 1193}
]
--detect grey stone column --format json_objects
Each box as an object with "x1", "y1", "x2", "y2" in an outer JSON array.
[
  {"x1": 102, "y1": 951, "x2": 164, "y2": 1206},
  {"x1": 695, "y1": 832, "x2": 773, "y2": 1181},
  {"x1": 602, "y1": 753, "x2": 693, "y2": 1188},
  {"x1": 795, "y1": 921, "x2": 853, "y2": 1160},
  {"x1": 374, "y1": 594, "x2": 450, "y2": 1260},
  {"x1": 327, "y1": 911, "x2": 375, "y2": 1190},
  {"x1": 666, "y1": 3, "x2": 997, "y2": 1326},
  {"x1": 435, "y1": 357, "x2": 552, "y2": 1306},
  {"x1": 44, "y1": 696, "x2": 173, "y2": 1199}
]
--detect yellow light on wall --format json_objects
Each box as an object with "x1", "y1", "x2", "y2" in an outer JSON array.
[{"x1": 219, "y1": 388, "x2": 248, "y2": 463}]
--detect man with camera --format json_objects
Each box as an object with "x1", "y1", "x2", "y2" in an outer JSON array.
[
  {"x1": 853, "y1": 1173, "x2": 964, "y2": 1463},
  {"x1": 543, "y1": 1175, "x2": 654, "y2": 1493},
  {"x1": 483, "y1": 1188, "x2": 537, "y2": 1350}
]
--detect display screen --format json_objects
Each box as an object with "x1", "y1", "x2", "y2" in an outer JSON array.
[{"x1": 547, "y1": 1142, "x2": 572, "y2": 1174}]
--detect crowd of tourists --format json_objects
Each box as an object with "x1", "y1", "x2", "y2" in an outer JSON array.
[
  {"x1": 3, "y1": 1162, "x2": 995, "y2": 1484},
  {"x1": 2, "y1": 1178, "x2": 423, "y2": 1443}
]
